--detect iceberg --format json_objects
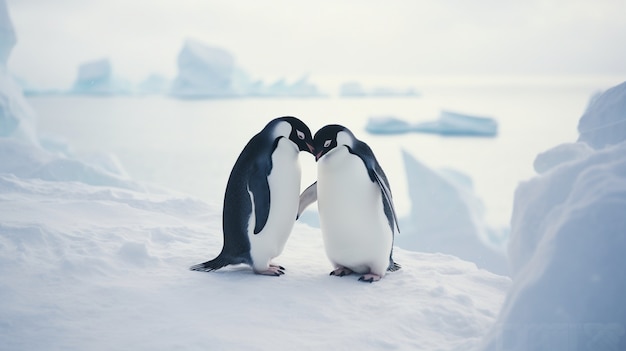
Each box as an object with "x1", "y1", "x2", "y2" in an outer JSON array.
[
  {"x1": 366, "y1": 110, "x2": 498, "y2": 137},
  {"x1": 170, "y1": 39, "x2": 236, "y2": 98},
  {"x1": 136, "y1": 73, "x2": 170, "y2": 95},
  {"x1": 365, "y1": 116, "x2": 413, "y2": 134},
  {"x1": 71, "y1": 58, "x2": 131, "y2": 95},
  {"x1": 0, "y1": 0, "x2": 37, "y2": 144},
  {"x1": 479, "y1": 81, "x2": 626, "y2": 351},
  {"x1": 260, "y1": 75, "x2": 323, "y2": 97},
  {"x1": 340, "y1": 81, "x2": 418, "y2": 97},
  {"x1": 413, "y1": 110, "x2": 498, "y2": 136},
  {"x1": 0, "y1": 0, "x2": 15, "y2": 67},
  {"x1": 397, "y1": 150, "x2": 509, "y2": 275}
]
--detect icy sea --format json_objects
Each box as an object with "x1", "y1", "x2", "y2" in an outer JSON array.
[{"x1": 29, "y1": 76, "x2": 617, "y2": 229}]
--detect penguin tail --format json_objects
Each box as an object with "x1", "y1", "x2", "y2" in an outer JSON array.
[
  {"x1": 387, "y1": 260, "x2": 401, "y2": 272},
  {"x1": 189, "y1": 256, "x2": 231, "y2": 272}
]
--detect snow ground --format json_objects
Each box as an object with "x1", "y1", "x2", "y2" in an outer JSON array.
[{"x1": 0, "y1": 171, "x2": 509, "y2": 350}]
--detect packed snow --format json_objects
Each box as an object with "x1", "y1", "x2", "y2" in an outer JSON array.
[{"x1": 366, "y1": 110, "x2": 498, "y2": 137}]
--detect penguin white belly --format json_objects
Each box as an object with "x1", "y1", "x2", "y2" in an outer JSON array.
[
  {"x1": 317, "y1": 147, "x2": 393, "y2": 276},
  {"x1": 248, "y1": 138, "x2": 301, "y2": 271}
]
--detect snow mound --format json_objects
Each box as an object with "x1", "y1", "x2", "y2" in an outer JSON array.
[
  {"x1": 480, "y1": 140, "x2": 626, "y2": 350},
  {"x1": 0, "y1": 173, "x2": 510, "y2": 350},
  {"x1": 170, "y1": 39, "x2": 236, "y2": 98},
  {"x1": 366, "y1": 110, "x2": 498, "y2": 137},
  {"x1": 578, "y1": 81, "x2": 626, "y2": 149},
  {"x1": 480, "y1": 81, "x2": 626, "y2": 350},
  {"x1": 0, "y1": 138, "x2": 142, "y2": 190},
  {"x1": 533, "y1": 142, "x2": 594, "y2": 174},
  {"x1": 397, "y1": 150, "x2": 509, "y2": 275}
]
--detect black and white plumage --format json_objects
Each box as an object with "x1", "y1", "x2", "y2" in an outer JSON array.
[
  {"x1": 301, "y1": 124, "x2": 400, "y2": 282},
  {"x1": 190, "y1": 116, "x2": 314, "y2": 276}
]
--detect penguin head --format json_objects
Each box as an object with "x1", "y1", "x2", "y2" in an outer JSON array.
[
  {"x1": 313, "y1": 124, "x2": 355, "y2": 161},
  {"x1": 272, "y1": 116, "x2": 314, "y2": 154}
]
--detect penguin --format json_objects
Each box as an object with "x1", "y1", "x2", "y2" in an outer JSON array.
[
  {"x1": 304, "y1": 124, "x2": 401, "y2": 282},
  {"x1": 190, "y1": 116, "x2": 314, "y2": 276}
]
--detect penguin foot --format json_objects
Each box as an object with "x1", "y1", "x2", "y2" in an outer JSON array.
[
  {"x1": 255, "y1": 265, "x2": 285, "y2": 276},
  {"x1": 330, "y1": 267, "x2": 353, "y2": 277},
  {"x1": 270, "y1": 264, "x2": 286, "y2": 270},
  {"x1": 358, "y1": 274, "x2": 382, "y2": 283}
]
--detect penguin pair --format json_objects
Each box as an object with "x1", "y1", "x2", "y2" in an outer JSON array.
[{"x1": 190, "y1": 117, "x2": 400, "y2": 282}]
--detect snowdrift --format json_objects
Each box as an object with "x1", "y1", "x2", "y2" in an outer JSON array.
[{"x1": 480, "y1": 81, "x2": 626, "y2": 350}]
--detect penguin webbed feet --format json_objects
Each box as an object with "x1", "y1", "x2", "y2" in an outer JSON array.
[
  {"x1": 329, "y1": 266, "x2": 353, "y2": 277},
  {"x1": 255, "y1": 264, "x2": 286, "y2": 277},
  {"x1": 358, "y1": 273, "x2": 382, "y2": 283}
]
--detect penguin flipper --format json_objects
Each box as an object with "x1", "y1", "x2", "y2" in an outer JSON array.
[
  {"x1": 373, "y1": 169, "x2": 401, "y2": 233},
  {"x1": 248, "y1": 163, "x2": 271, "y2": 234},
  {"x1": 297, "y1": 181, "x2": 317, "y2": 219}
]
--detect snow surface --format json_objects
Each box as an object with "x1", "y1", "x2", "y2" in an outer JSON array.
[
  {"x1": 366, "y1": 110, "x2": 498, "y2": 137},
  {"x1": 0, "y1": 169, "x2": 510, "y2": 350},
  {"x1": 479, "y1": 81, "x2": 626, "y2": 350},
  {"x1": 396, "y1": 150, "x2": 508, "y2": 276}
]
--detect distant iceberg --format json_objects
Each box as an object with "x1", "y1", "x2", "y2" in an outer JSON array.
[
  {"x1": 170, "y1": 39, "x2": 236, "y2": 98},
  {"x1": 71, "y1": 58, "x2": 131, "y2": 95},
  {"x1": 396, "y1": 150, "x2": 509, "y2": 275},
  {"x1": 170, "y1": 39, "x2": 324, "y2": 98},
  {"x1": 136, "y1": 74, "x2": 171, "y2": 95},
  {"x1": 340, "y1": 81, "x2": 418, "y2": 97},
  {"x1": 366, "y1": 110, "x2": 498, "y2": 137}
]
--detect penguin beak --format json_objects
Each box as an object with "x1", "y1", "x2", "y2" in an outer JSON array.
[
  {"x1": 306, "y1": 143, "x2": 314, "y2": 154},
  {"x1": 315, "y1": 151, "x2": 323, "y2": 161}
]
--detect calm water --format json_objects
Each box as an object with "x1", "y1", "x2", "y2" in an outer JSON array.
[{"x1": 28, "y1": 76, "x2": 624, "y2": 228}]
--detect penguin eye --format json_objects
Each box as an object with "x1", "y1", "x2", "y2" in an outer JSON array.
[
  {"x1": 324, "y1": 139, "x2": 332, "y2": 148},
  {"x1": 296, "y1": 130, "x2": 305, "y2": 140}
]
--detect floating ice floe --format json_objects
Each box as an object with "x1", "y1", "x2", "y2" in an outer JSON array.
[
  {"x1": 366, "y1": 110, "x2": 498, "y2": 137},
  {"x1": 479, "y1": 80, "x2": 626, "y2": 351},
  {"x1": 397, "y1": 150, "x2": 509, "y2": 276}
]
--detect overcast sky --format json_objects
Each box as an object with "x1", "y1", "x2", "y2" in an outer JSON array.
[{"x1": 5, "y1": 0, "x2": 626, "y2": 89}]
